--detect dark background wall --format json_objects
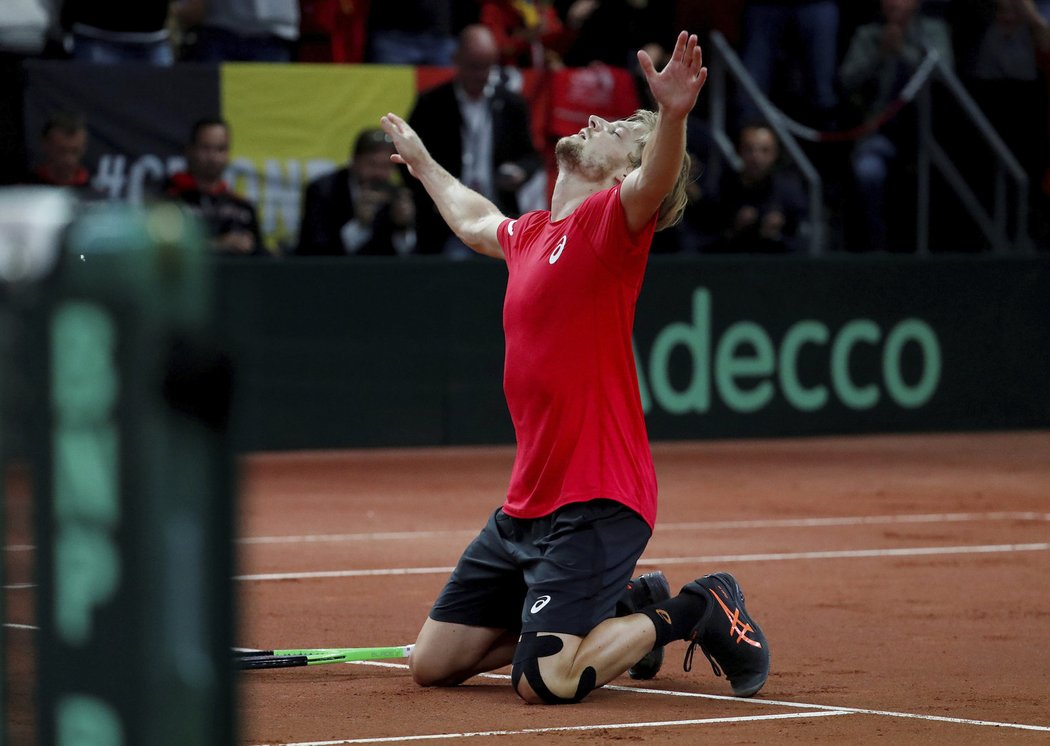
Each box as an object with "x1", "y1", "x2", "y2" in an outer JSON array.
[{"x1": 217, "y1": 255, "x2": 1050, "y2": 452}]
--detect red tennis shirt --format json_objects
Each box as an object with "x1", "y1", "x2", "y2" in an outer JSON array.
[{"x1": 496, "y1": 185, "x2": 659, "y2": 529}]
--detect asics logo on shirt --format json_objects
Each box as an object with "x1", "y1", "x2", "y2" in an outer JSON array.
[
  {"x1": 549, "y1": 235, "x2": 567, "y2": 264},
  {"x1": 530, "y1": 595, "x2": 552, "y2": 614}
]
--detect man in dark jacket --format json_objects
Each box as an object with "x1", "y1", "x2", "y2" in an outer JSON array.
[
  {"x1": 839, "y1": 0, "x2": 953, "y2": 251},
  {"x1": 407, "y1": 24, "x2": 542, "y2": 255},
  {"x1": 296, "y1": 128, "x2": 417, "y2": 256},
  {"x1": 24, "y1": 111, "x2": 104, "y2": 202},
  {"x1": 708, "y1": 123, "x2": 807, "y2": 253},
  {"x1": 164, "y1": 118, "x2": 266, "y2": 256}
]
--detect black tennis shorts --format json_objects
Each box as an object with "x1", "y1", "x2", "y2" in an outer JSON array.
[{"x1": 428, "y1": 498, "x2": 652, "y2": 638}]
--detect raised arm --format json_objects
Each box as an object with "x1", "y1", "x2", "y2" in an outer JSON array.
[
  {"x1": 619, "y1": 32, "x2": 707, "y2": 234},
  {"x1": 379, "y1": 113, "x2": 506, "y2": 259}
]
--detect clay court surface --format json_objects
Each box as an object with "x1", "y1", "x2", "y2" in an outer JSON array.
[{"x1": 7, "y1": 431, "x2": 1050, "y2": 743}]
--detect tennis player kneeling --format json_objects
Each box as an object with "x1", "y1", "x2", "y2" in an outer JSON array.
[{"x1": 380, "y1": 31, "x2": 770, "y2": 705}]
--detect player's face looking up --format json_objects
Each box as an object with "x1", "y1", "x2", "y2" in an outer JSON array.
[{"x1": 555, "y1": 116, "x2": 645, "y2": 182}]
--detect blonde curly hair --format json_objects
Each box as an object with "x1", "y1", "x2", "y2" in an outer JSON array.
[{"x1": 623, "y1": 109, "x2": 693, "y2": 232}]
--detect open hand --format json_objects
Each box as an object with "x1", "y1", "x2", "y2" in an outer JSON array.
[
  {"x1": 380, "y1": 113, "x2": 431, "y2": 180},
  {"x1": 637, "y1": 31, "x2": 707, "y2": 119}
]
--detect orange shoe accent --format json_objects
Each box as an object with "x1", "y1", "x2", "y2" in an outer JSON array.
[{"x1": 708, "y1": 589, "x2": 762, "y2": 649}]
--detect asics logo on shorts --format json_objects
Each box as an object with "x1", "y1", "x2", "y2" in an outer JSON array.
[{"x1": 530, "y1": 595, "x2": 552, "y2": 614}]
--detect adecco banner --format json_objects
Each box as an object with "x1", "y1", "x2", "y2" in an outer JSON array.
[
  {"x1": 633, "y1": 257, "x2": 1050, "y2": 439},
  {"x1": 217, "y1": 256, "x2": 1050, "y2": 451}
]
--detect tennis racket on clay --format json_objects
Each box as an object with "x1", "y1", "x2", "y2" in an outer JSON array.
[{"x1": 234, "y1": 644, "x2": 414, "y2": 670}]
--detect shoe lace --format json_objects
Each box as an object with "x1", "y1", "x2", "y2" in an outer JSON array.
[{"x1": 683, "y1": 637, "x2": 722, "y2": 678}]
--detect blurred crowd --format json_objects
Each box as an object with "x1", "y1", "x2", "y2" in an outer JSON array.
[{"x1": 3, "y1": 0, "x2": 1049, "y2": 255}]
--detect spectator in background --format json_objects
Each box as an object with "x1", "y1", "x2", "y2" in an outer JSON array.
[
  {"x1": 297, "y1": 0, "x2": 370, "y2": 62},
  {"x1": 367, "y1": 0, "x2": 457, "y2": 65},
  {"x1": 177, "y1": 0, "x2": 299, "y2": 62},
  {"x1": 954, "y1": 0, "x2": 1050, "y2": 248},
  {"x1": 479, "y1": 0, "x2": 571, "y2": 68},
  {"x1": 406, "y1": 25, "x2": 541, "y2": 255},
  {"x1": 738, "y1": 0, "x2": 840, "y2": 128},
  {"x1": 703, "y1": 123, "x2": 807, "y2": 253},
  {"x1": 61, "y1": 0, "x2": 174, "y2": 64},
  {"x1": 976, "y1": 0, "x2": 1050, "y2": 62},
  {"x1": 164, "y1": 118, "x2": 266, "y2": 256},
  {"x1": 296, "y1": 128, "x2": 417, "y2": 256},
  {"x1": 839, "y1": 0, "x2": 953, "y2": 251},
  {"x1": 653, "y1": 117, "x2": 717, "y2": 253},
  {"x1": 24, "y1": 110, "x2": 103, "y2": 200},
  {"x1": 545, "y1": 4, "x2": 654, "y2": 123}
]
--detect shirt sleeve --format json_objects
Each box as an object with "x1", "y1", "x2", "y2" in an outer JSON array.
[
  {"x1": 497, "y1": 211, "x2": 545, "y2": 265},
  {"x1": 496, "y1": 217, "x2": 517, "y2": 267},
  {"x1": 583, "y1": 186, "x2": 657, "y2": 264}
]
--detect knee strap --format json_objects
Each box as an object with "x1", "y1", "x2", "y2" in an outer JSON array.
[{"x1": 511, "y1": 632, "x2": 597, "y2": 704}]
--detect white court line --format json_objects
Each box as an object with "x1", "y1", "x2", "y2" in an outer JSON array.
[
  {"x1": 638, "y1": 542, "x2": 1050, "y2": 567},
  {"x1": 238, "y1": 512, "x2": 1050, "y2": 545},
  {"x1": 11, "y1": 542, "x2": 1047, "y2": 586},
  {"x1": 256, "y1": 711, "x2": 851, "y2": 745},
  {"x1": 7, "y1": 512, "x2": 1047, "y2": 552},
  {"x1": 345, "y1": 661, "x2": 1050, "y2": 734},
  {"x1": 11, "y1": 541, "x2": 1047, "y2": 589},
  {"x1": 10, "y1": 623, "x2": 1046, "y2": 734},
  {"x1": 602, "y1": 683, "x2": 1050, "y2": 732},
  {"x1": 3, "y1": 583, "x2": 34, "y2": 590},
  {"x1": 234, "y1": 542, "x2": 1050, "y2": 581},
  {"x1": 240, "y1": 530, "x2": 475, "y2": 546},
  {"x1": 667, "y1": 511, "x2": 1050, "y2": 531},
  {"x1": 238, "y1": 566, "x2": 455, "y2": 581}
]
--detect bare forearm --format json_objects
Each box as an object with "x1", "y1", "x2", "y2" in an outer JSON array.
[
  {"x1": 637, "y1": 110, "x2": 687, "y2": 198},
  {"x1": 382, "y1": 112, "x2": 505, "y2": 257},
  {"x1": 415, "y1": 158, "x2": 503, "y2": 245},
  {"x1": 622, "y1": 32, "x2": 706, "y2": 232}
]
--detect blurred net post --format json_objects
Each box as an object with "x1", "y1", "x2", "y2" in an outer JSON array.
[
  {"x1": 0, "y1": 188, "x2": 235, "y2": 746},
  {"x1": 0, "y1": 187, "x2": 74, "y2": 746}
]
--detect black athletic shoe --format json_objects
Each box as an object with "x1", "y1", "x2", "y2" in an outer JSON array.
[
  {"x1": 617, "y1": 571, "x2": 672, "y2": 680},
  {"x1": 681, "y1": 572, "x2": 769, "y2": 697}
]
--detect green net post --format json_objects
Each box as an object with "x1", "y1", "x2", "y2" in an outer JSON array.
[
  {"x1": 0, "y1": 187, "x2": 79, "y2": 746},
  {"x1": 32, "y1": 199, "x2": 234, "y2": 746}
]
